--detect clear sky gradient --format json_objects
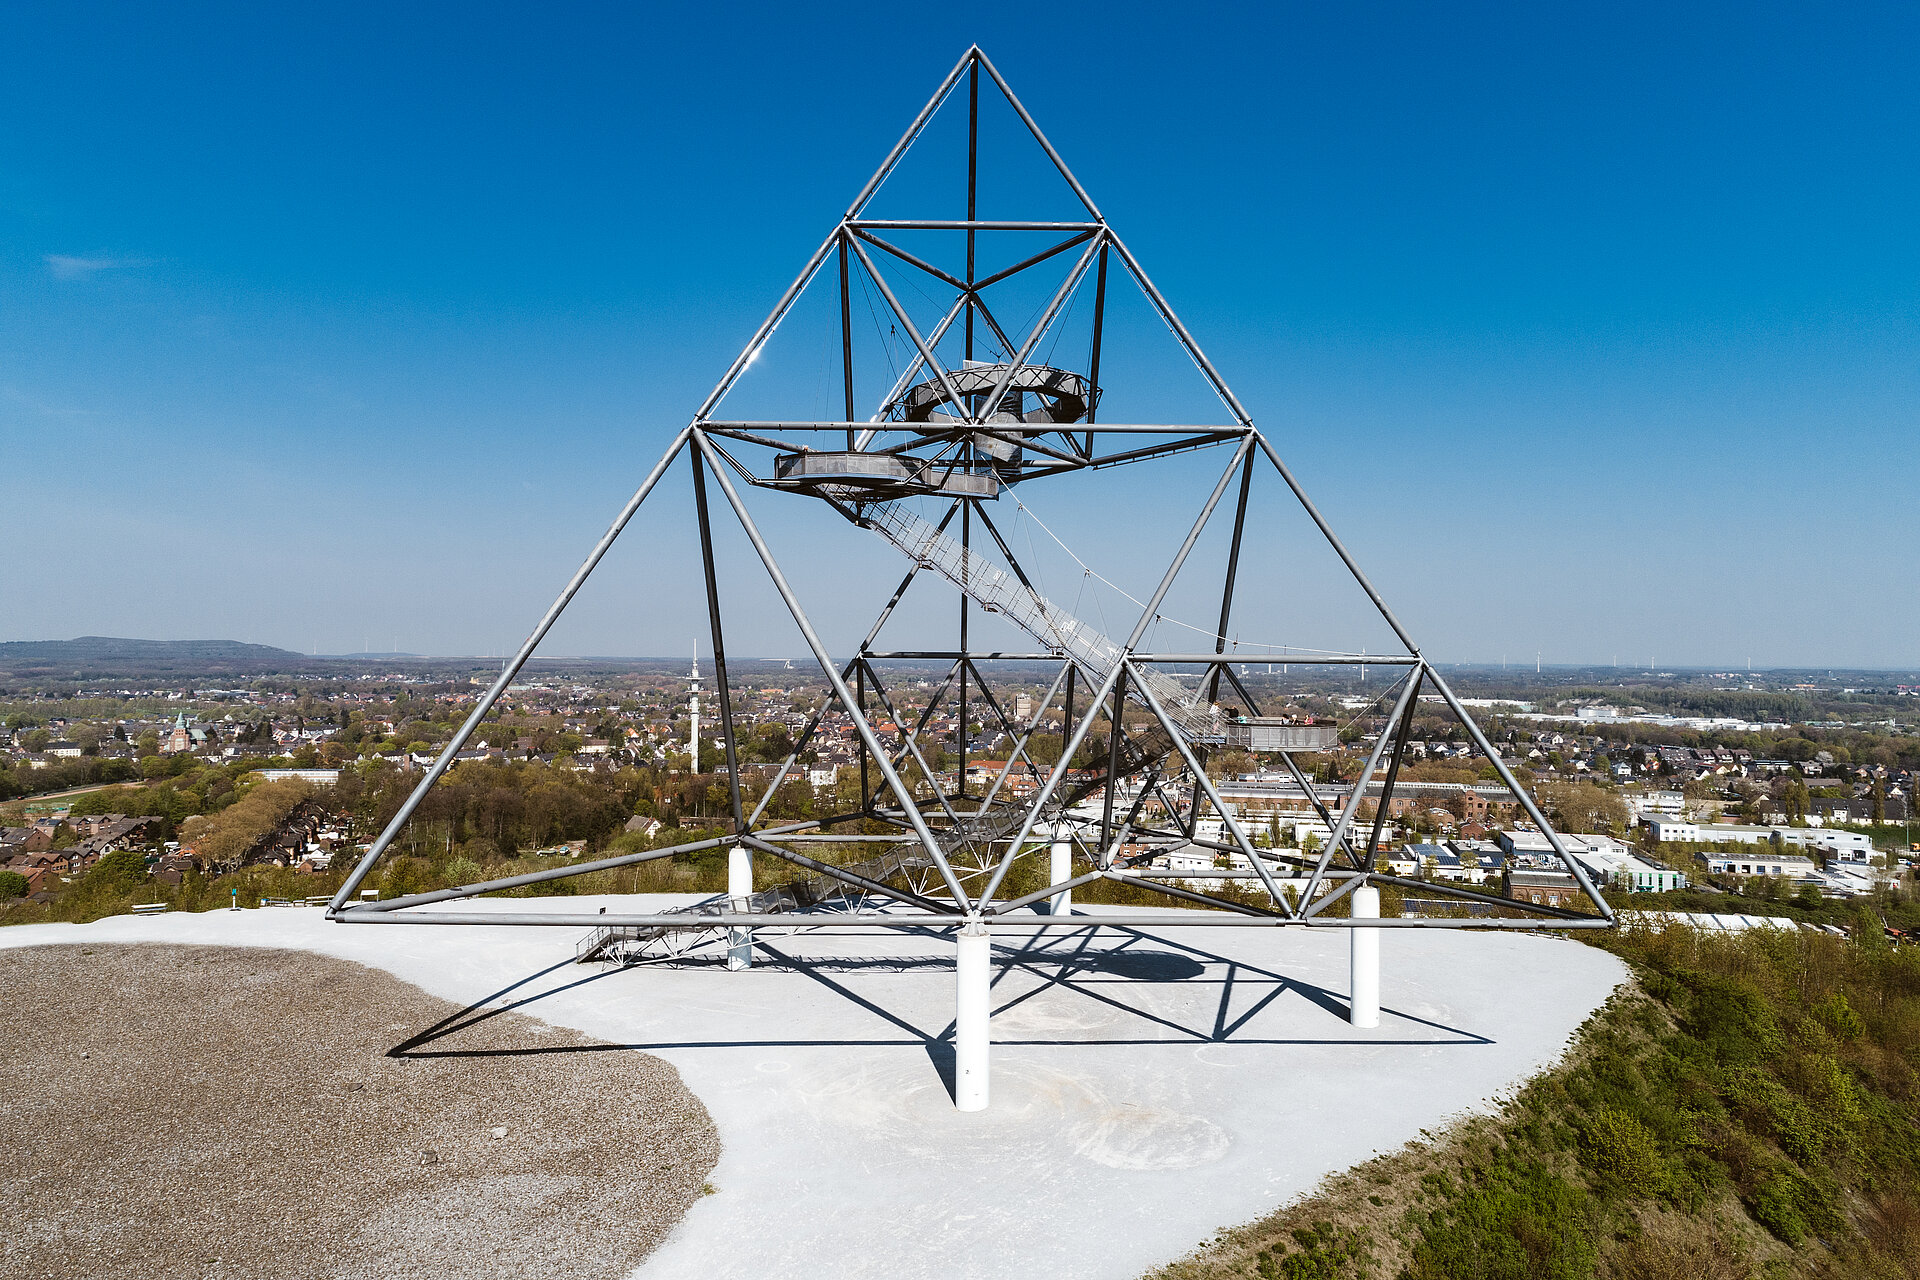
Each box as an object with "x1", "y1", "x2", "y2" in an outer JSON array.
[{"x1": 4, "y1": 3, "x2": 1915, "y2": 668}]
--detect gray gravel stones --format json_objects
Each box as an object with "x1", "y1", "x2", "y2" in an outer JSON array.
[{"x1": 0, "y1": 944, "x2": 719, "y2": 1280}]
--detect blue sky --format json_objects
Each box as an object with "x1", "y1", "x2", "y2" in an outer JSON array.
[{"x1": 3, "y1": 2, "x2": 1915, "y2": 668}]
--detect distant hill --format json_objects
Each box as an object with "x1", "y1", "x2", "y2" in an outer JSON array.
[{"x1": 0, "y1": 637, "x2": 320, "y2": 681}]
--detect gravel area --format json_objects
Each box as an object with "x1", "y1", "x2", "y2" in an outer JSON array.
[{"x1": 0, "y1": 944, "x2": 719, "y2": 1280}]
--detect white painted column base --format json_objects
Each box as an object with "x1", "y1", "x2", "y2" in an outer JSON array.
[
  {"x1": 727, "y1": 844, "x2": 754, "y2": 971},
  {"x1": 1350, "y1": 885, "x2": 1380, "y2": 1028},
  {"x1": 955, "y1": 923, "x2": 991, "y2": 1111},
  {"x1": 1048, "y1": 825, "x2": 1073, "y2": 915}
]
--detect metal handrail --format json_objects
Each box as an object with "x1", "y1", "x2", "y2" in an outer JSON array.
[{"x1": 860, "y1": 500, "x2": 1222, "y2": 739}]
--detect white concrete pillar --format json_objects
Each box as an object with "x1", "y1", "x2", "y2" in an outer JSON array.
[
  {"x1": 726, "y1": 844, "x2": 753, "y2": 971},
  {"x1": 1048, "y1": 824, "x2": 1073, "y2": 915},
  {"x1": 1350, "y1": 885, "x2": 1380, "y2": 1029},
  {"x1": 955, "y1": 923, "x2": 991, "y2": 1111}
]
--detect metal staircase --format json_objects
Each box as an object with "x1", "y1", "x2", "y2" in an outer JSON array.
[
  {"x1": 859, "y1": 500, "x2": 1224, "y2": 741},
  {"x1": 574, "y1": 845, "x2": 936, "y2": 965}
]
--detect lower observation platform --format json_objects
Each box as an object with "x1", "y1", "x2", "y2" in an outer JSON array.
[{"x1": 770, "y1": 450, "x2": 999, "y2": 497}]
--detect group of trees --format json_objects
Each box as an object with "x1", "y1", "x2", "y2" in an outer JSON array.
[
  {"x1": 0, "y1": 754, "x2": 137, "y2": 802},
  {"x1": 179, "y1": 779, "x2": 316, "y2": 872},
  {"x1": 1536, "y1": 781, "x2": 1631, "y2": 835}
]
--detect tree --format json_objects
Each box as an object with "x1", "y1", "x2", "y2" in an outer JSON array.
[
  {"x1": 0, "y1": 870, "x2": 27, "y2": 898},
  {"x1": 87, "y1": 848, "x2": 148, "y2": 893},
  {"x1": 1782, "y1": 777, "x2": 1809, "y2": 825},
  {"x1": 1536, "y1": 782, "x2": 1629, "y2": 834},
  {"x1": 1871, "y1": 778, "x2": 1886, "y2": 824},
  {"x1": 1207, "y1": 750, "x2": 1253, "y2": 780}
]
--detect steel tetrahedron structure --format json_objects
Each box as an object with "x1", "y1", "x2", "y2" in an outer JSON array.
[{"x1": 328, "y1": 47, "x2": 1615, "y2": 972}]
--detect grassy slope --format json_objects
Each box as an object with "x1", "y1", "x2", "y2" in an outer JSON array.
[{"x1": 1148, "y1": 924, "x2": 1920, "y2": 1280}]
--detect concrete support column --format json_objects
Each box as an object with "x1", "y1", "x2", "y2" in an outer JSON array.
[
  {"x1": 726, "y1": 844, "x2": 753, "y2": 971},
  {"x1": 1350, "y1": 885, "x2": 1380, "y2": 1028},
  {"x1": 1048, "y1": 823, "x2": 1073, "y2": 915},
  {"x1": 955, "y1": 923, "x2": 991, "y2": 1111}
]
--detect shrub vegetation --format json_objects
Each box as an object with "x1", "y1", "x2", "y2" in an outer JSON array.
[{"x1": 1151, "y1": 921, "x2": 1920, "y2": 1280}]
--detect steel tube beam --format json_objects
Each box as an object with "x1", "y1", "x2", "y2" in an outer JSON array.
[
  {"x1": 1421, "y1": 666, "x2": 1616, "y2": 920},
  {"x1": 1129, "y1": 653, "x2": 1417, "y2": 666},
  {"x1": 862, "y1": 294, "x2": 969, "y2": 444},
  {"x1": 1366, "y1": 872, "x2": 1602, "y2": 922},
  {"x1": 328, "y1": 427, "x2": 692, "y2": 910},
  {"x1": 1085, "y1": 238, "x2": 1108, "y2": 447},
  {"x1": 1104, "y1": 234, "x2": 1251, "y2": 427},
  {"x1": 691, "y1": 449, "x2": 745, "y2": 829},
  {"x1": 862, "y1": 651, "x2": 1059, "y2": 661},
  {"x1": 1208, "y1": 452, "x2": 1255, "y2": 702},
  {"x1": 860, "y1": 661, "x2": 963, "y2": 827},
  {"x1": 1249, "y1": 431, "x2": 1424, "y2": 660},
  {"x1": 1123, "y1": 435, "x2": 1253, "y2": 650},
  {"x1": 744, "y1": 660, "x2": 858, "y2": 827},
  {"x1": 860, "y1": 501, "x2": 960, "y2": 651},
  {"x1": 973, "y1": 660, "x2": 1071, "y2": 811},
  {"x1": 852, "y1": 227, "x2": 970, "y2": 293},
  {"x1": 696, "y1": 421, "x2": 1244, "y2": 434},
  {"x1": 972, "y1": 228, "x2": 1099, "y2": 291},
  {"x1": 965, "y1": 58, "x2": 977, "y2": 361},
  {"x1": 1097, "y1": 666, "x2": 1128, "y2": 859},
  {"x1": 845, "y1": 236, "x2": 975, "y2": 431},
  {"x1": 977, "y1": 235, "x2": 1103, "y2": 422},
  {"x1": 992, "y1": 869, "x2": 1108, "y2": 915},
  {"x1": 843, "y1": 48, "x2": 975, "y2": 218},
  {"x1": 693, "y1": 431, "x2": 972, "y2": 910},
  {"x1": 973, "y1": 49, "x2": 1103, "y2": 219},
  {"x1": 1300, "y1": 672, "x2": 1423, "y2": 905},
  {"x1": 839, "y1": 235, "x2": 854, "y2": 446},
  {"x1": 1360, "y1": 671, "x2": 1422, "y2": 867},
  {"x1": 741, "y1": 835, "x2": 948, "y2": 913},
  {"x1": 975, "y1": 661, "x2": 1124, "y2": 905},
  {"x1": 1123, "y1": 658, "x2": 1292, "y2": 909},
  {"x1": 1105, "y1": 870, "x2": 1282, "y2": 917},
  {"x1": 694, "y1": 234, "x2": 841, "y2": 422},
  {"x1": 846, "y1": 219, "x2": 1101, "y2": 230},
  {"x1": 337, "y1": 821, "x2": 818, "y2": 914},
  {"x1": 334, "y1": 910, "x2": 1614, "y2": 930}
]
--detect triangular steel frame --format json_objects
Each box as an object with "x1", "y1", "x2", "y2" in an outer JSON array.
[{"x1": 327, "y1": 47, "x2": 1616, "y2": 940}]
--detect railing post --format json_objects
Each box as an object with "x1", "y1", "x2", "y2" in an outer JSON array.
[
  {"x1": 727, "y1": 844, "x2": 754, "y2": 971},
  {"x1": 1350, "y1": 885, "x2": 1380, "y2": 1028},
  {"x1": 1049, "y1": 822, "x2": 1073, "y2": 915},
  {"x1": 955, "y1": 922, "x2": 991, "y2": 1110}
]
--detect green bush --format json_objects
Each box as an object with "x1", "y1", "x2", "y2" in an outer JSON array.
[
  {"x1": 0, "y1": 870, "x2": 27, "y2": 899},
  {"x1": 1577, "y1": 1107, "x2": 1666, "y2": 1196},
  {"x1": 1812, "y1": 990, "x2": 1864, "y2": 1040},
  {"x1": 1255, "y1": 1221, "x2": 1366, "y2": 1278},
  {"x1": 1750, "y1": 1172, "x2": 1810, "y2": 1245},
  {"x1": 1403, "y1": 1158, "x2": 1594, "y2": 1280}
]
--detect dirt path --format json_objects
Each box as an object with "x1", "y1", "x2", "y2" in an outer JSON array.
[{"x1": 0, "y1": 944, "x2": 719, "y2": 1280}]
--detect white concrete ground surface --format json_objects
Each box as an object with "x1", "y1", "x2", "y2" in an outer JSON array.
[{"x1": 1, "y1": 899, "x2": 1628, "y2": 1279}]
